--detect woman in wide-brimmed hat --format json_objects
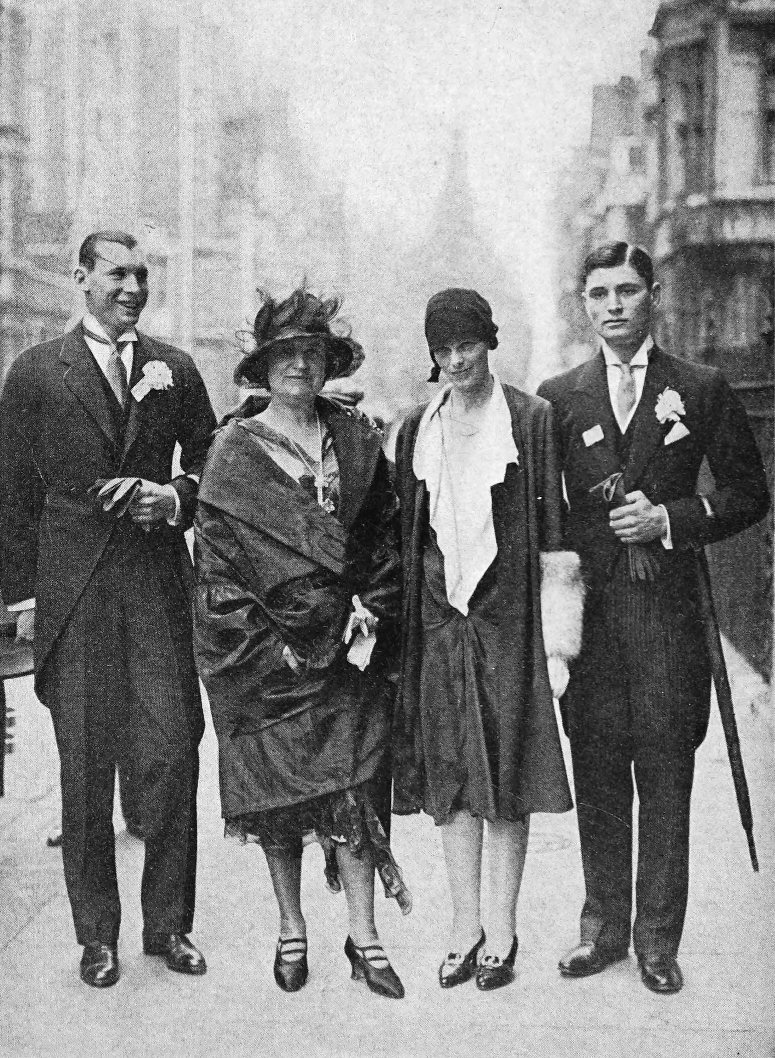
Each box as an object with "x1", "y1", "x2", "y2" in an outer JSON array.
[
  {"x1": 393, "y1": 288, "x2": 584, "y2": 991},
  {"x1": 193, "y1": 287, "x2": 409, "y2": 999}
]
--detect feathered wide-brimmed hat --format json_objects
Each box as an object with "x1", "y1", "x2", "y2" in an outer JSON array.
[{"x1": 234, "y1": 286, "x2": 364, "y2": 388}]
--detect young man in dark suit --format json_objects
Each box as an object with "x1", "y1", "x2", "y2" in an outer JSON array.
[
  {"x1": 538, "y1": 242, "x2": 769, "y2": 994},
  {"x1": 0, "y1": 231, "x2": 217, "y2": 987}
]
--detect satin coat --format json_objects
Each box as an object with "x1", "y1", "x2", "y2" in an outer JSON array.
[
  {"x1": 393, "y1": 384, "x2": 573, "y2": 819},
  {"x1": 193, "y1": 402, "x2": 401, "y2": 818}
]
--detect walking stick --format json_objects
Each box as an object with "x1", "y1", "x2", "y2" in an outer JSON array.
[{"x1": 694, "y1": 552, "x2": 759, "y2": 872}]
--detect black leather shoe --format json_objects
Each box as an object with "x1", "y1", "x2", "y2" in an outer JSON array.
[
  {"x1": 638, "y1": 955, "x2": 683, "y2": 994},
  {"x1": 273, "y1": 937, "x2": 309, "y2": 993},
  {"x1": 476, "y1": 936, "x2": 518, "y2": 991},
  {"x1": 80, "y1": 943, "x2": 119, "y2": 988},
  {"x1": 558, "y1": 941, "x2": 628, "y2": 978},
  {"x1": 345, "y1": 935, "x2": 404, "y2": 999},
  {"x1": 439, "y1": 930, "x2": 485, "y2": 988},
  {"x1": 143, "y1": 933, "x2": 207, "y2": 975}
]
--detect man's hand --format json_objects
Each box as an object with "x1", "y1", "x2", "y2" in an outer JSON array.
[
  {"x1": 15, "y1": 608, "x2": 35, "y2": 643},
  {"x1": 129, "y1": 481, "x2": 178, "y2": 527},
  {"x1": 609, "y1": 490, "x2": 667, "y2": 544}
]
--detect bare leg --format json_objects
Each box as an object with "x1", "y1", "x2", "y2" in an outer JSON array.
[
  {"x1": 485, "y1": 816, "x2": 530, "y2": 957},
  {"x1": 265, "y1": 851, "x2": 306, "y2": 960},
  {"x1": 441, "y1": 810, "x2": 484, "y2": 953},
  {"x1": 335, "y1": 844, "x2": 389, "y2": 967}
]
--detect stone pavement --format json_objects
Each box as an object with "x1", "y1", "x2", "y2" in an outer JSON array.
[{"x1": 0, "y1": 640, "x2": 772, "y2": 1058}]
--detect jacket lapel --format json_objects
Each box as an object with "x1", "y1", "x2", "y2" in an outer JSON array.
[
  {"x1": 325, "y1": 402, "x2": 381, "y2": 530},
  {"x1": 120, "y1": 334, "x2": 155, "y2": 465},
  {"x1": 623, "y1": 347, "x2": 672, "y2": 490},
  {"x1": 570, "y1": 353, "x2": 622, "y2": 483},
  {"x1": 59, "y1": 325, "x2": 119, "y2": 448}
]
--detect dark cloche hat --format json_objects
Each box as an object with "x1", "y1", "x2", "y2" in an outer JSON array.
[{"x1": 234, "y1": 285, "x2": 364, "y2": 389}]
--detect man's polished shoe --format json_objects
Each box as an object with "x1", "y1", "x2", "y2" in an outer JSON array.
[
  {"x1": 143, "y1": 933, "x2": 207, "y2": 975},
  {"x1": 558, "y1": 941, "x2": 628, "y2": 978},
  {"x1": 638, "y1": 955, "x2": 683, "y2": 994},
  {"x1": 439, "y1": 930, "x2": 486, "y2": 988},
  {"x1": 475, "y1": 936, "x2": 518, "y2": 991},
  {"x1": 80, "y1": 943, "x2": 119, "y2": 988}
]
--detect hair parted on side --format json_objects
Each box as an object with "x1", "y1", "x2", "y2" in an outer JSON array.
[
  {"x1": 580, "y1": 241, "x2": 654, "y2": 290},
  {"x1": 78, "y1": 231, "x2": 138, "y2": 271}
]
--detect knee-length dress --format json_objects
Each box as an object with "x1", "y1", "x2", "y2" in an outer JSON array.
[
  {"x1": 394, "y1": 381, "x2": 574, "y2": 824},
  {"x1": 193, "y1": 400, "x2": 409, "y2": 909}
]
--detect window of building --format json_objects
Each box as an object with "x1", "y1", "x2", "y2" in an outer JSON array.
[
  {"x1": 762, "y1": 60, "x2": 775, "y2": 182},
  {"x1": 666, "y1": 45, "x2": 707, "y2": 198}
]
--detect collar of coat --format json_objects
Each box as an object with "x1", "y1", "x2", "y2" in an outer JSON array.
[{"x1": 198, "y1": 399, "x2": 384, "y2": 575}]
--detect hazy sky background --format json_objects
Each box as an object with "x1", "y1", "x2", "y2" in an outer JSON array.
[{"x1": 209, "y1": 0, "x2": 658, "y2": 363}]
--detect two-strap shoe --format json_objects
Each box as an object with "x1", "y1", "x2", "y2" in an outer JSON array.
[
  {"x1": 345, "y1": 935, "x2": 404, "y2": 999},
  {"x1": 558, "y1": 941, "x2": 628, "y2": 978},
  {"x1": 439, "y1": 930, "x2": 486, "y2": 988},
  {"x1": 638, "y1": 955, "x2": 683, "y2": 994},
  {"x1": 273, "y1": 937, "x2": 309, "y2": 992},
  {"x1": 143, "y1": 933, "x2": 207, "y2": 975},
  {"x1": 80, "y1": 943, "x2": 119, "y2": 988}
]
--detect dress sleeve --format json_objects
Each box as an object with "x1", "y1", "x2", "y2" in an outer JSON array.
[{"x1": 349, "y1": 449, "x2": 402, "y2": 628}]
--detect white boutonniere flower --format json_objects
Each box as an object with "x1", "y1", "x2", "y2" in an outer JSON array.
[
  {"x1": 131, "y1": 360, "x2": 174, "y2": 402},
  {"x1": 655, "y1": 387, "x2": 685, "y2": 424}
]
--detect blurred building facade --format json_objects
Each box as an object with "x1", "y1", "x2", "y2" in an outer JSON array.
[
  {"x1": 0, "y1": 0, "x2": 354, "y2": 417},
  {"x1": 554, "y1": 0, "x2": 775, "y2": 677}
]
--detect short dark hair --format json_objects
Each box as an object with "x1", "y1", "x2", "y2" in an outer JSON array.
[
  {"x1": 78, "y1": 231, "x2": 138, "y2": 271},
  {"x1": 580, "y1": 242, "x2": 654, "y2": 290}
]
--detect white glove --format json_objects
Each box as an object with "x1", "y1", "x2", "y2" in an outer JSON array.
[
  {"x1": 343, "y1": 595, "x2": 378, "y2": 671},
  {"x1": 15, "y1": 608, "x2": 35, "y2": 643},
  {"x1": 547, "y1": 656, "x2": 569, "y2": 700}
]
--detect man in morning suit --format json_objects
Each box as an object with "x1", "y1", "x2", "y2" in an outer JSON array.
[
  {"x1": 537, "y1": 242, "x2": 769, "y2": 994},
  {"x1": 0, "y1": 231, "x2": 217, "y2": 987}
]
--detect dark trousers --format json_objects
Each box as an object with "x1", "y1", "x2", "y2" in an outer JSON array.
[
  {"x1": 567, "y1": 558, "x2": 709, "y2": 960},
  {"x1": 45, "y1": 533, "x2": 202, "y2": 947}
]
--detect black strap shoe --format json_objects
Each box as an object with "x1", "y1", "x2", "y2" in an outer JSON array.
[
  {"x1": 143, "y1": 933, "x2": 207, "y2": 975},
  {"x1": 558, "y1": 941, "x2": 628, "y2": 978},
  {"x1": 345, "y1": 935, "x2": 404, "y2": 999},
  {"x1": 274, "y1": 937, "x2": 309, "y2": 992},
  {"x1": 439, "y1": 930, "x2": 486, "y2": 988},
  {"x1": 476, "y1": 936, "x2": 518, "y2": 991},
  {"x1": 638, "y1": 956, "x2": 683, "y2": 994},
  {"x1": 80, "y1": 943, "x2": 119, "y2": 988}
]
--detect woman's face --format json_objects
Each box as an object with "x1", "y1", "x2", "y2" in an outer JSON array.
[
  {"x1": 433, "y1": 338, "x2": 491, "y2": 394},
  {"x1": 266, "y1": 337, "x2": 328, "y2": 403}
]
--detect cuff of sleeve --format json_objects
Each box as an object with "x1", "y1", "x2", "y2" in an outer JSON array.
[
  {"x1": 8, "y1": 598, "x2": 35, "y2": 611},
  {"x1": 166, "y1": 487, "x2": 182, "y2": 526},
  {"x1": 659, "y1": 504, "x2": 673, "y2": 550}
]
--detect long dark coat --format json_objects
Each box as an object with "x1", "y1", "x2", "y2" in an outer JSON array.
[
  {"x1": 193, "y1": 402, "x2": 401, "y2": 819},
  {"x1": 392, "y1": 384, "x2": 573, "y2": 820}
]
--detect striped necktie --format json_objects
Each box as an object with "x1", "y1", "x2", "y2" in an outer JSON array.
[
  {"x1": 614, "y1": 360, "x2": 637, "y2": 424},
  {"x1": 83, "y1": 326, "x2": 130, "y2": 407}
]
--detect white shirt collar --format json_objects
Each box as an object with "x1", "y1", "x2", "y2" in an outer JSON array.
[
  {"x1": 82, "y1": 313, "x2": 137, "y2": 346},
  {"x1": 601, "y1": 334, "x2": 653, "y2": 368}
]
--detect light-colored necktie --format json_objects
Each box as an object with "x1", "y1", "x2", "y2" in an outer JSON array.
[
  {"x1": 84, "y1": 326, "x2": 130, "y2": 407},
  {"x1": 615, "y1": 361, "x2": 637, "y2": 423}
]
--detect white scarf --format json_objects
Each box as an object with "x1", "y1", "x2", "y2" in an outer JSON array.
[{"x1": 413, "y1": 375, "x2": 519, "y2": 615}]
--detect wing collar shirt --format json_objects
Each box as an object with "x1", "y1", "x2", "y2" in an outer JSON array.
[{"x1": 599, "y1": 334, "x2": 672, "y2": 548}]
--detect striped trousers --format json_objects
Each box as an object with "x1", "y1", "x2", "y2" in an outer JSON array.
[{"x1": 566, "y1": 555, "x2": 710, "y2": 959}]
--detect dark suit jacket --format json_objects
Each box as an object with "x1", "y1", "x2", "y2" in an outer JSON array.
[
  {"x1": 537, "y1": 347, "x2": 770, "y2": 604},
  {"x1": 0, "y1": 323, "x2": 217, "y2": 688}
]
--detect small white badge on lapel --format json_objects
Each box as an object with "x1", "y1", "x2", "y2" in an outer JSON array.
[
  {"x1": 664, "y1": 420, "x2": 690, "y2": 445},
  {"x1": 131, "y1": 360, "x2": 174, "y2": 402},
  {"x1": 582, "y1": 424, "x2": 604, "y2": 447}
]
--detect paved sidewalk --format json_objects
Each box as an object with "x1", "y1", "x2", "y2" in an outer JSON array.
[{"x1": 0, "y1": 640, "x2": 772, "y2": 1058}]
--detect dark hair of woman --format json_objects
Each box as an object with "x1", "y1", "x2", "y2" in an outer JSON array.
[{"x1": 579, "y1": 242, "x2": 654, "y2": 290}]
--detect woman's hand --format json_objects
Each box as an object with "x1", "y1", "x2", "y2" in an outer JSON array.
[
  {"x1": 547, "y1": 656, "x2": 570, "y2": 700},
  {"x1": 282, "y1": 644, "x2": 304, "y2": 674},
  {"x1": 343, "y1": 595, "x2": 378, "y2": 644}
]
